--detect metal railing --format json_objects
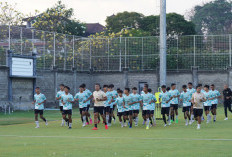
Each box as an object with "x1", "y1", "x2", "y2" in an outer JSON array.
[{"x1": 0, "y1": 25, "x2": 231, "y2": 71}]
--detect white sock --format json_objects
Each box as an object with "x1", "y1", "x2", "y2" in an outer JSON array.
[
  {"x1": 207, "y1": 114, "x2": 210, "y2": 121},
  {"x1": 106, "y1": 115, "x2": 109, "y2": 123},
  {"x1": 146, "y1": 118, "x2": 150, "y2": 127},
  {"x1": 35, "y1": 121, "x2": 39, "y2": 127},
  {"x1": 83, "y1": 116, "x2": 86, "y2": 123},
  {"x1": 168, "y1": 115, "x2": 171, "y2": 121},
  {"x1": 191, "y1": 114, "x2": 194, "y2": 120},
  {"x1": 176, "y1": 115, "x2": 178, "y2": 120},
  {"x1": 152, "y1": 116, "x2": 156, "y2": 124},
  {"x1": 197, "y1": 124, "x2": 200, "y2": 128},
  {"x1": 135, "y1": 117, "x2": 139, "y2": 125},
  {"x1": 185, "y1": 119, "x2": 188, "y2": 123},
  {"x1": 69, "y1": 123, "x2": 72, "y2": 127},
  {"x1": 62, "y1": 119, "x2": 64, "y2": 124},
  {"x1": 214, "y1": 115, "x2": 216, "y2": 121}
]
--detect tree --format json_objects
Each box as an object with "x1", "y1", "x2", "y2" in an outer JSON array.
[
  {"x1": 31, "y1": 0, "x2": 85, "y2": 36},
  {"x1": 139, "y1": 13, "x2": 196, "y2": 37},
  {"x1": 0, "y1": 2, "x2": 24, "y2": 25},
  {"x1": 190, "y1": 0, "x2": 232, "y2": 35},
  {"x1": 106, "y1": 11, "x2": 144, "y2": 33}
]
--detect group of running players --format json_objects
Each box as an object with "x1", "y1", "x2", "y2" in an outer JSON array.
[{"x1": 33, "y1": 82, "x2": 223, "y2": 130}]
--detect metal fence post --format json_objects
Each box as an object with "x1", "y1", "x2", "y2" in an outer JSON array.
[
  {"x1": 177, "y1": 36, "x2": 179, "y2": 70},
  {"x1": 20, "y1": 27, "x2": 23, "y2": 55},
  {"x1": 43, "y1": 31, "x2": 46, "y2": 70},
  {"x1": 108, "y1": 38, "x2": 110, "y2": 71},
  {"x1": 142, "y1": 37, "x2": 144, "y2": 70},
  {"x1": 193, "y1": 35, "x2": 196, "y2": 67},
  {"x1": 32, "y1": 29, "x2": 34, "y2": 56},
  {"x1": 72, "y1": 35, "x2": 75, "y2": 68},
  {"x1": 229, "y1": 34, "x2": 232, "y2": 67},
  {"x1": 8, "y1": 25, "x2": 11, "y2": 50},
  {"x1": 89, "y1": 39, "x2": 92, "y2": 70},
  {"x1": 81, "y1": 38, "x2": 84, "y2": 71},
  {"x1": 64, "y1": 35, "x2": 66, "y2": 70},
  {"x1": 53, "y1": 32, "x2": 56, "y2": 67},
  {"x1": 119, "y1": 37, "x2": 122, "y2": 72},
  {"x1": 125, "y1": 38, "x2": 127, "y2": 68}
]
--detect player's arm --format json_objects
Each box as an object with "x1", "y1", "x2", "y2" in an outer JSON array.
[
  {"x1": 56, "y1": 93, "x2": 61, "y2": 100},
  {"x1": 166, "y1": 96, "x2": 173, "y2": 103},
  {"x1": 84, "y1": 95, "x2": 93, "y2": 103},
  {"x1": 67, "y1": 97, "x2": 75, "y2": 103},
  {"x1": 38, "y1": 95, "x2": 46, "y2": 105}
]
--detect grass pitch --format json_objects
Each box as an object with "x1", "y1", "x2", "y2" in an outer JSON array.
[{"x1": 0, "y1": 107, "x2": 232, "y2": 157}]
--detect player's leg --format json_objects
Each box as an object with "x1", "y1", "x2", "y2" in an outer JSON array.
[
  {"x1": 134, "y1": 111, "x2": 139, "y2": 126},
  {"x1": 183, "y1": 107, "x2": 187, "y2": 126},
  {"x1": 100, "y1": 109, "x2": 108, "y2": 129},
  {"x1": 170, "y1": 106, "x2": 174, "y2": 122},
  {"x1": 118, "y1": 112, "x2": 123, "y2": 127},
  {"x1": 211, "y1": 104, "x2": 217, "y2": 122},
  {"x1": 108, "y1": 108, "x2": 112, "y2": 126},
  {"x1": 87, "y1": 104, "x2": 92, "y2": 124},
  {"x1": 149, "y1": 111, "x2": 153, "y2": 126},
  {"x1": 39, "y1": 110, "x2": 48, "y2": 125},
  {"x1": 145, "y1": 111, "x2": 150, "y2": 129},
  {"x1": 34, "y1": 110, "x2": 39, "y2": 128},
  {"x1": 112, "y1": 105, "x2": 116, "y2": 123},
  {"x1": 59, "y1": 106, "x2": 65, "y2": 126},
  {"x1": 92, "y1": 107, "x2": 99, "y2": 130},
  {"x1": 68, "y1": 110, "x2": 72, "y2": 129},
  {"x1": 206, "y1": 107, "x2": 211, "y2": 123},
  {"x1": 142, "y1": 110, "x2": 146, "y2": 125},
  {"x1": 186, "y1": 108, "x2": 191, "y2": 124},
  {"x1": 129, "y1": 111, "x2": 133, "y2": 128},
  {"x1": 123, "y1": 112, "x2": 127, "y2": 127},
  {"x1": 82, "y1": 109, "x2": 86, "y2": 127},
  {"x1": 174, "y1": 105, "x2": 178, "y2": 123},
  {"x1": 105, "y1": 107, "x2": 110, "y2": 125}
]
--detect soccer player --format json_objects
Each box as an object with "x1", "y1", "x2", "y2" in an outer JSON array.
[
  {"x1": 169, "y1": 83, "x2": 180, "y2": 123},
  {"x1": 191, "y1": 85, "x2": 206, "y2": 129},
  {"x1": 141, "y1": 86, "x2": 154, "y2": 129},
  {"x1": 32, "y1": 87, "x2": 48, "y2": 128},
  {"x1": 203, "y1": 85, "x2": 212, "y2": 123},
  {"x1": 209, "y1": 84, "x2": 221, "y2": 122},
  {"x1": 115, "y1": 90, "x2": 125, "y2": 127},
  {"x1": 222, "y1": 85, "x2": 232, "y2": 120},
  {"x1": 61, "y1": 86, "x2": 74, "y2": 129},
  {"x1": 109, "y1": 84, "x2": 117, "y2": 124},
  {"x1": 74, "y1": 85, "x2": 89, "y2": 127},
  {"x1": 142, "y1": 84, "x2": 149, "y2": 125},
  {"x1": 56, "y1": 84, "x2": 65, "y2": 126},
  {"x1": 159, "y1": 85, "x2": 172, "y2": 127},
  {"x1": 123, "y1": 88, "x2": 133, "y2": 128},
  {"x1": 92, "y1": 83, "x2": 108, "y2": 130},
  {"x1": 180, "y1": 85, "x2": 191, "y2": 126},
  {"x1": 148, "y1": 88, "x2": 157, "y2": 127},
  {"x1": 82, "y1": 84, "x2": 93, "y2": 125},
  {"x1": 130, "y1": 87, "x2": 142, "y2": 127},
  {"x1": 187, "y1": 82, "x2": 196, "y2": 123},
  {"x1": 103, "y1": 85, "x2": 113, "y2": 126}
]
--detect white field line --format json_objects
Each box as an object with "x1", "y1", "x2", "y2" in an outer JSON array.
[{"x1": 0, "y1": 135, "x2": 232, "y2": 141}]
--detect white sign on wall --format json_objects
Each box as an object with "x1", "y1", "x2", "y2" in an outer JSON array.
[{"x1": 12, "y1": 57, "x2": 33, "y2": 77}]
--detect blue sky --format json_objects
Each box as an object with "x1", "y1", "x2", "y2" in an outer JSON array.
[{"x1": 3, "y1": 0, "x2": 212, "y2": 25}]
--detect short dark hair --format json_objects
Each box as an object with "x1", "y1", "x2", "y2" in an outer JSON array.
[
  {"x1": 79, "y1": 85, "x2": 84, "y2": 88},
  {"x1": 188, "y1": 82, "x2": 192, "y2": 85},
  {"x1": 109, "y1": 84, "x2": 114, "y2": 88},
  {"x1": 103, "y1": 85, "x2": 108, "y2": 88},
  {"x1": 81, "y1": 84, "x2": 86, "y2": 88},
  {"x1": 64, "y1": 86, "x2": 70, "y2": 90},
  {"x1": 59, "y1": 84, "x2": 64, "y2": 87},
  {"x1": 148, "y1": 88, "x2": 152, "y2": 93},
  {"x1": 117, "y1": 88, "x2": 121, "y2": 91},
  {"x1": 182, "y1": 85, "x2": 187, "y2": 89},
  {"x1": 35, "y1": 87, "x2": 40, "y2": 89},
  {"x1": 125, "y1": 88, "x2": 130, "y2": 92},
  {"x1": 167, "y1": 87, "x2": 170, "y2": 91},
  {"x1": 204, "y1": 85, "x2": 209, "y2": 89},
  {"x1": 196, "y1": 85, "x2": 201, "y2": 89},
  {"x1": 144, "y1": 84, "x2": 149, "y2": 88},
  {"x1": 198, "y1": 84, "x2": 202, "y2": 87},
  {"x1": 161, "y1": 85, "x2": 166, "y2": 89},
  {"x1": 211, "y1": 84, "x2": 215, "y2": 87},
  {"x1": 171, "y1": 83, "x2": 176, "y2": 86},
  {"x1": 95, "y1": 83, "x2": 100, "y2": 87},
  {"x1": 132, "y1": 87, "x2": 137, "y2": 90},
  {"x1": 118, "y1": 90, "x2": 123, "y2": 94}
]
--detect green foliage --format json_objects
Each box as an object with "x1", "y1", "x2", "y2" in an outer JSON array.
[
  {"x1": 190, "y1": 0, "x2": 232, "y2": 35},
  {"x1": 31, "y1": 0, "x2": 85, "y2": 36}
]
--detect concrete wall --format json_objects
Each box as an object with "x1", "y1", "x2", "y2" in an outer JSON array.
[{"x1": 0, "y1": 66, "x2": 231, "y2": 110}]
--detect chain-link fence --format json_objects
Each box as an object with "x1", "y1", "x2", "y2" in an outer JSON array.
[{"x1": 0, "y1": 25, "x2": 232, "y2": 71}]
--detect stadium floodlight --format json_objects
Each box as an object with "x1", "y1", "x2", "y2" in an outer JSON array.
[{"x1": 159, "y1": 0, "x2": 167, "y2": 86}]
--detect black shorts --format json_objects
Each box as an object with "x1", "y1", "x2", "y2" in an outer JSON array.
[
  {"x1": 171, "y1": 104, "x2": 178, "y2": 110},
  {"x1": 211, "y1": 104, "x2": 217, "y2": 109},
  {"x1": 125, "y1": 110, "x2": 133, "y2": 116},
  {"x1": 161, "y1": 107, "x2": 170, "y2": 115},
  {"x1": 117, "y1": 112, "x2": 125, "y2": 117},
  {"x1": 59, "y1": 106, "x2": 63, "y2": 112},
  {"x1": 182, "y1": 106, "x2": 191, "y2": 112},
  {"x1": 34, "y1": 109, "x2": 43, "y2": 115},
  {"x1": 104, "y1": 106, "x2": 111, "y2": 113},
  {"x1": 94, "y1": 106, "x2": 104, "y2": 115},
  {"x1": 109, "y1": 108, "x2": 113, "y2": 114},
  {"x1": 113, "y1": 105, "x2": 116, "y2": 111},
  {"x1": 142, "y1": 110, "x2": 151, "y2": 116},
  {"x1": 79, "y1": 107, "x2": 88, "y2": 114},
  {"x1": 191, "y1": 103, "x2": 193, "y2": 107},
  {"x1": 133, "y1": 110, "x2": 139, "y2": 114},
  {"x1": 204, "y1": 106, "x2": 211, "y2": 111},
  {"x1": 87, "y1": 104, "x2": 90, "y2": 111},
  {"x1": 193, "y1": 108, "x2": 203, "y2": 118},
  {"x1": 150, "y1": 110, "x2": 154, "y2": 115},
  {"x1": 62, "y1": 110, "x2": 72, "y2": 115}
]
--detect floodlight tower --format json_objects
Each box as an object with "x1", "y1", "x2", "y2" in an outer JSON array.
[{"x1": 159, "y1": 0, "x2": 167, "y2": 86}]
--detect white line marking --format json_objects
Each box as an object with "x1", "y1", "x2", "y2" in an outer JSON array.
[{"x1": 0, "y1": 135, "x2": 232, "y2": 141}]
